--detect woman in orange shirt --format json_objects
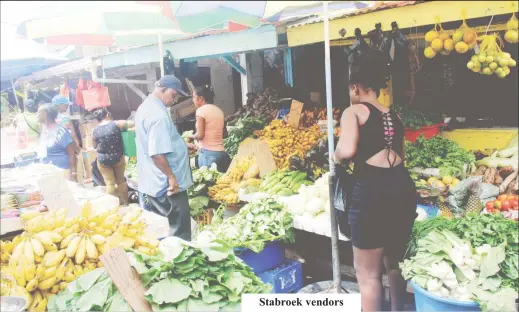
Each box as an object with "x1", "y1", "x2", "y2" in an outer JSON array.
[{"x1": 189, "y1": 85, "x2": 230, "y2": 172}]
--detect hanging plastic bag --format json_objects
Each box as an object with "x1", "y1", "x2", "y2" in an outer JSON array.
[
  {"x1": 345, "y1": 28, "x2": 369, "y2": 64},
  {"x1": 75, "y1": 78, "x2": 87, "y2": 108},
  {"x1": 389, "y1": 21, "x2": 410, "y2": 61},
  {"x1": 333, "y1": 163, "x2": 354, "y2": 239},
  {"x1": 59, "y1": 81, "x2": 70, "y2": 98},
  {"x1": 467, "y1": 32, "x2": 517, "y2": 77},
  {"x1": 453, "y1": 10, "x2": 477, "y2": 55},
  {"x1": 368, "y1": 23, "x2": 385, "y2": 50},
  {"x1": 83, "y1": 83, "x2": 111, "y2": 111},
  {"x1": 505, "y1": 12, "x2": 518, "y2": 43}
]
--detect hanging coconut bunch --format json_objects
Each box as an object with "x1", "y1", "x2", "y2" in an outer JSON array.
[{"x1": 504, "y1": 13, "x2": 518, "y2": 44}]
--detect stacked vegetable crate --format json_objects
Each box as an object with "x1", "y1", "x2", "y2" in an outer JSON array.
[{"x1": 196, "y1": 208, "x2": 214, "y2": 227}]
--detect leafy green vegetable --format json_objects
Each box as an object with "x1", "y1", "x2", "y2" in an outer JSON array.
[
  {"x1": 407, "y1": 214, "x2": 518, "y2": 291},
  {"x1": 405, "y1": 135, "x2": 475, "y2": 177},
  {"x1": 146, "y1": 278, "x2": 192, "y2": 304},
  {"x1": 403, "y1": 214, "x2": 519, "y2": 311},
  {"x1": 48, "y1": 268, "x2": 131, "y2": 312},
  {"x1": 393, "y1": 104, "x2": 443, "y2": 130},
  {"x1": 224, "y1": 117, "x2": 266, "y2": 157},
  {"x1": 203, "y1": 197, "x2": 294, "y2": 253},
  {"x1": 130, "y1": 236, "x2": 270, "y2": 311},
  {"x1": 188, "y1": 164, "x2": 222, "y2": 217}
]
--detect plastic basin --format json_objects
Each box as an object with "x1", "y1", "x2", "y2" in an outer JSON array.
[
  {"x1": 234, "y1": 241, "x2": 284, "y2": 274},
  {"x1": 411, "y1": 281, "x2": 481, "y2": 312},
  {"x1": 404, "y1": 124, "x2": 445, "y2": 143}
]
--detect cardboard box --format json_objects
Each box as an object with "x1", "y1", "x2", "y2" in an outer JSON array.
[{"x1": 79, "y1": 121, "x2": 98, "y2": 138}]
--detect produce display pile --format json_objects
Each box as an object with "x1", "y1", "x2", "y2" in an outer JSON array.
[
  {"x1": 286, "y1": 173, "x2": 331, "y2": 218},
  {"x1": 0, "y1": 204, "x2": 158, "y2": 311},
  {"x1": 402, "y1": 214, "x2": 518, "y2": 312},
  {"x1": 393, "y1": 104, "x2": 443, "y2": 130},
  {"x1": 188, "y1": 164, "x2": 221, "y2": 218},
  {"x1": 201, "y1": 197, "x2": 294, "y2": 253},
  {"x1": 223, "y1": 117, "x2": 267, "y2": 158},
  {"x1": 131, "y1": 236, "x2": 271, "y2": 311},
  {"x1": 255, "y1": 170, "x2": 312, "y2": 197},
  {"x1": 208, "y1": 157, "x2": 260, "y2": 204},
  {"x1": 299, "y1": 107, "x2": 341, "y2": 128},
  {"x1": 289, "y1": 136, "x2": 339, "y2": 181},
  {"x1": 47, "y1": 268, "x2": 130, "y2": 312},
  {"x1": 405, "y1": 135, "x2": 476, "y2": 178},
  {"x1": 125, "y1": 157, "x2": 138, "y2": 180},
  {"x1": 255, "y1": 119, "x2": 324, "y2": 169},
  {"x1": 225, "y1": 88, "x2": 280, "y2": 125}
]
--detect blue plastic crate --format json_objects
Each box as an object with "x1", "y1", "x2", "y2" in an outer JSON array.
[
  {"x1": 234, "y1": 241, "x2": 284, "y2": 274},
  {"x1": 258, "y1": 259, "x2": 303, "y2": 294}
]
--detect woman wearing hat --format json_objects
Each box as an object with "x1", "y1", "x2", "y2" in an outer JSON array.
[{"x1": 52, "y1": 95, "x2": 80, "y2": 148}]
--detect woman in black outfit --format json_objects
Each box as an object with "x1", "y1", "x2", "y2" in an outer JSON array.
[
  {"x1": 91, "y1": 108, "x2": 134, "y2": 205},
  {"x1": 334, "y1": 50, "x2": 416, "y2": 311}
]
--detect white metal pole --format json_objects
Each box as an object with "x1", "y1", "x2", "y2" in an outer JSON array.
[
  {"x1": 9, "y1": 73, "x2": 20, "y2": 110},
  {"x1": 324, "y1": 1, "x2": 342, "y2": 293},
  {"x1": 158, "y1": 33, "x2": 165, "y2": 77}
]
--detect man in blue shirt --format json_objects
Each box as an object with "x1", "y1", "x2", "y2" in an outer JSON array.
[{"x1": 135, "y1": 75, "x2": 193, "y2": 241}]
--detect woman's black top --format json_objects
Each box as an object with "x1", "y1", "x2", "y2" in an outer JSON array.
[
  {"x1": 93, "y1": 121, "x2": 123, "y2": 166},
  {"x1": 354, "y1": 102, "x2": 404, "y2": 168}
]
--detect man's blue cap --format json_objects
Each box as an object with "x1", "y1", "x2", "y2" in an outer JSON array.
[
  {"x1": 156, "y1": 75, "x2": 188, "y2": 96},
  {"x1": 52, "y1": 95, "x2": 71, "y2": 106}
]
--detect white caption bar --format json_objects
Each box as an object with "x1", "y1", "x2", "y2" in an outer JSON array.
[{"x1": 242, "y1": 294, "x2": 361, "y2": 311}]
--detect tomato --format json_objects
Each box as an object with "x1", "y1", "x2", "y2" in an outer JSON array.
[
  {"x1": 502, "y1": 200, "x2": 511, "y2": 211},
  {"x1": 494, "y1": 200, "x2": 502, "y2": 210},
  {"x1": 512, "y1": 200, "x2": 519, "y2": 210},
  {"x1": 485, "y1": 201, "x2": 495, "y2": 210},
  {"x1": 498, "y1": 194, "x2": 508, "y2": 202}
]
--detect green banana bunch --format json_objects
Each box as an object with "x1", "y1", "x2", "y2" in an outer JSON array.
[{"x1": 260, "y1": 170, "x2": 312, "y2": 196}]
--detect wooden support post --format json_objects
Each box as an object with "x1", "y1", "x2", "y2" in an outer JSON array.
[{"x1": 122, "y1": 77, "x2": 147, "y2": 101}]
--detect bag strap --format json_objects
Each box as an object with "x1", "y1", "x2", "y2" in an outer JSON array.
[{"x1": 23, "y1": 114, "x2": 40, "y2": 135}]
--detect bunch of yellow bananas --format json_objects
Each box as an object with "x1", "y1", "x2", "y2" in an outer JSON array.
[
  {"x1": 27, "y1": 289, "x2": 50, "y2": 312},
  {"x1": 1, "y1": 273, "x2": 33, "y2": 306},
  {"x1": 2, "y1": 204, "x2": 160, "y2": 310},
  {"x1": 0, "y1": 240, "x2": 14, "y2": 263},
  {"x1": 208, "y1": 157, "x2": 254, "y2": 204},
  {"x1": 22, "y1": 209, "x2": 67, "y2": 234}
]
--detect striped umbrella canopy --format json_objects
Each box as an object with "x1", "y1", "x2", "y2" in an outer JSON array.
[
  {"x1": 17, "y1": 1, "x2": 184, "y2": 47},
  {"x1": 17, "y1": 1, "x2": 372, "y2": 47},
  {"x1": 148, "y1": 1, "x2": 372, "y2": 32}
]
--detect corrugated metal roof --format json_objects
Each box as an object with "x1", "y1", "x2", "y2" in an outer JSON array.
[
  {"x1": 287, "y1": 1, "x2": 420, "y2": 29},
  {"x1": 15, "y1": 57, "x2": 98, "y2": 86}
]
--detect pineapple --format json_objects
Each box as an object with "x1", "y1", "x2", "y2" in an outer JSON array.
[
  {"x1": 438, "y1": 197, "x2": 454, "y2": 218},
  {"x1": 464, "y1": 179, "x2": 483, "y2": 214}
]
